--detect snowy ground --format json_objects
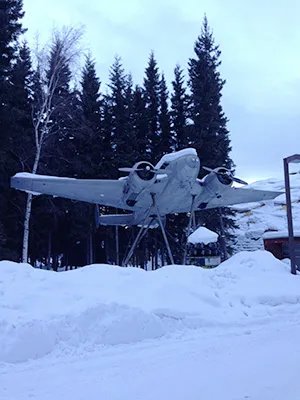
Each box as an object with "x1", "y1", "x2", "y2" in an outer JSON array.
[{"x1": 1, "y1": 251, "x2": 300, "y2": 399}]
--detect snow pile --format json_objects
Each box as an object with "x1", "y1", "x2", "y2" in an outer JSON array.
[
  {"x1": 1, "y1": 251, "x2": 300, "y2": 363},
  {"x1": 233, "y1": 172, "x2": 300, "y2": 234},
  {"x1": 188, "y1": 226, "x2": 218, "y2": 244}
]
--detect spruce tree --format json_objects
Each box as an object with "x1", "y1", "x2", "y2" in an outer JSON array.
[
  {"x1": 108, "y1": 56, "x2": 133, "y2": 170},
  {"x1": 132, "y1": 85, "x2": 148, "y2": 160},
  {"x1": 0, "y1": 0, "x2": 27, "y2": 260},
  {"x1": 159, "y1": 73, "x2": 173, "y2": 155},
  {"x1": 79, "y1": 55, "x2": 102, "y2": 177},
  {"x1": 9, "y1": 42, "x2": 34, "y2": 164},
  {"x1": 0, "y1": 0, "x2": 25, "y2": 78},
  {"x1": 4, "y1": 42, "x2": 34, "y2": 259},
  {"x1": 80, "y1": 56, "x2": 101, "y2": 122},
  {"x1": 123, "y1": 72, "x2": 139, "y2": 165},
  {"x1": 171, "y1": 65, "x2": 189, "y2": 150},
  {"x1": 143, "y1": 51, "x2": 160, "y2": 161},
  {"x1": 101, "y1": 94, "x2": 114, "y2": 178},
  {"x1": 188, "y1": 15, "x2": 236, "y2": 260},
  {"x1": 77, "y1": 55, "x2": 102, "y2": 264}
]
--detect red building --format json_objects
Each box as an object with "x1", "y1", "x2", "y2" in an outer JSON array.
[{"x1": 263, "y1": 231, "x2": 300, "y2": 264}]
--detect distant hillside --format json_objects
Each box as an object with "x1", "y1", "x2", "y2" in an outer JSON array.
[{"x1": 231, "y1": 172, "x2": 300, "y2": 253}]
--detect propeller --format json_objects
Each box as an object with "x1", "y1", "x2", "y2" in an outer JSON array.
[{"x1": 203, "y1": 166, "x2": 248, "y2": 186}]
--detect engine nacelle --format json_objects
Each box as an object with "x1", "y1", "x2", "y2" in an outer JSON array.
[
  {"x1": 202, "y1": 167, "x2": 233, "y2": 195},
  {"x1": 129, "y1": 161, "x2": 156, "y2": 187},
  {"x1": 123, "y1": 161, "x2": 156, "y2": 207}
]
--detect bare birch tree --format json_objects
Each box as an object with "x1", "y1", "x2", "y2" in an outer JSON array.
[{"x1": 22, "y1": 26, "x2": 83, "y2": 263}]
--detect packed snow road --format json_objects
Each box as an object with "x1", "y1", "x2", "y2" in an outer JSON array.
[{"x1": 1, "y1": 315, "x2": 300, "y2": 400}]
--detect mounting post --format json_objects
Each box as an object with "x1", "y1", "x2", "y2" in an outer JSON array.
[
  {"x1": 283, "y1": 154, "x2": 300, "y2": 275},
  {"x1": 183, "y1": 195, "x2": 196, "y2": 264}
]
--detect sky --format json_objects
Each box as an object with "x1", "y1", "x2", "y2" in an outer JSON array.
[{"x1": 22, "y1": 0, "x2": 300, "y2": 183}]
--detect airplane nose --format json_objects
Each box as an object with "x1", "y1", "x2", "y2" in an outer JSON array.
[{"x1": 186, "y1": 155, "x2": 200, "y2": 168}]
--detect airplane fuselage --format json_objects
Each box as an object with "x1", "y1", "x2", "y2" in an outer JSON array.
[{"x1": 121, "y1": 150, "x2": 203, "y2": 225}]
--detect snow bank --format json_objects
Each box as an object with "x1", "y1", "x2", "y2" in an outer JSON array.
[{"x1": 1, "y1": 251, "x2": 300, "y2": 363}]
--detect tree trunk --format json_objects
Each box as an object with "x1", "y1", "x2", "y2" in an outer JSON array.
[
  {"x1": 46, "y1": 230, "x2": 52, "y2": 270},
  {"x1": 154, "y1": 233, "x2": 158, "y2": 269},
  {"x1": 87, "y1": 229, "x2": 93, "y2": 265},
  {"x1": 22, "y1": 193, "x2": 33, "y2": 263},
  {"x1": 21, "y1": 145, "x2": 41, "y2": 263},
  {"x1": 115, "y1": 226, "x2": 119, "y2": 265},
  {"x1": 53, "y1": 253, "x2": 58, "y2": 272}
]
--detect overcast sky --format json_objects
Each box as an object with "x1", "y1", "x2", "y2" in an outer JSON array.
[{"x1": 23, "y1": 0, "x2": 300, "y2": 182}]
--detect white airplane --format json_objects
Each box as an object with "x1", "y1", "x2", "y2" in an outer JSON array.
[{"x1": 11, "y1": 148, "x2": 281, "y2": 264}]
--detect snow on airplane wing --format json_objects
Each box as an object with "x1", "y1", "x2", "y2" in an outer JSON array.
[
  {"x1": 197, "y1": 186, "x2": 282, "y2": 210},
  {"x1": 11, "y1": 172, "x2": 130, "y2": 209}
]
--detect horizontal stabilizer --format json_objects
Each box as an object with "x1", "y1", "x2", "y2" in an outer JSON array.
[{"x1": 98, "y1": 214, "x2": 134, "y2": 226}]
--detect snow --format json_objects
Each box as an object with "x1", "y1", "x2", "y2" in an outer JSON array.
[
  {"x1": 232, "y1": 172, "x2": 300, "y2": 252},
  {"x1": 231, "y1": 201, "x2": 262, "y2": 212},
  {"x1": 155, "y1": 147, "x2": 197, "y2": 168},
  {"x1": 187, "y1": 226, "x2": 218, "y2": 244},
  {"x1": 0, "y1": 251, "x2": 299, "y2": 364},
  {"x1": 1, "y1": 251, "x2": 300, "y2": 399}
]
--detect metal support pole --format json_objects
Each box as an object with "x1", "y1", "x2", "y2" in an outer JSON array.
[
  {"x1": 151, "y1": 194, "x2": 174, "y2": 265},
  {"x1": 283, "y1": 158, "x2": 297, "y2": 274},
  {"x1": 219, "y1": 207, "x2": 228, "y2": 262},
  {"x1": 183, "y1": 195, "x2": 196, "y2": 264},
  {"x1": 122, "y1": 208, "x2": 154, "y2": 266},
  {"x1": 192, "y1": 210, "x2": 196, "y2": 229},
  {"x1": 122, "y1": 225, "x2": 145, "y2": 266}
]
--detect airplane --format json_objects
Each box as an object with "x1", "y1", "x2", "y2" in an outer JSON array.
[{"x1": 11, "y1": 148, "x2": 281, "y2": 265}]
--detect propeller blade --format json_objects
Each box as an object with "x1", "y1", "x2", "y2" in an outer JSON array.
[
  {"x1": 203, "y1": 166, "x2": 248, "y2": 185},
  {"x1": 118, "y1": 167, "x2": 135, "y2": 172},
  {"x1": 154, "y1": 169, "x2": 171, "y2": 175},
  {"x1": 233, "y1": 177, "x2": 248, "y2": 185},
  {"x1": 202, "y1": 166, "x2": 215, "y2": 173}
]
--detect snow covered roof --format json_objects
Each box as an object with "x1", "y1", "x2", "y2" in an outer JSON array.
[
  {"x1": 188, "y1": 226, "x2": 218, "y2": 245},
  {"x1": 263, "y1": 230, "x2": 300, "y2": 240}
]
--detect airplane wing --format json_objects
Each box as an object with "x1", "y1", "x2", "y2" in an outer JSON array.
[
  {"x1": 11, "y1": 172, "x2": 131, "y2": 210},
  {"x1": 195, "y1": 186, "x2": 282, "y2": 210}
]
